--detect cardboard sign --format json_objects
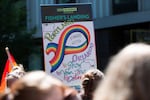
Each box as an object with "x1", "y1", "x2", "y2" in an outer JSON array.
[{"x1": 41, "y1": 3, "x2": 97, "y2": 90}]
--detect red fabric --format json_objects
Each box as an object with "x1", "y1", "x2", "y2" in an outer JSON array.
[{"x1": 0, "y1": 54, "x2": 17, "y2": 93}]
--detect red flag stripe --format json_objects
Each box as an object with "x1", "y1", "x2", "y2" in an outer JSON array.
[{"x1": 0, "y1": 53, "x2": 17, "y2": 93}]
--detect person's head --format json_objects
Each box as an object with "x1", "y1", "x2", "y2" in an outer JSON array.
[
  {"x1": 94, "y1": 43, "x2": 150, "y2": 100},
  {"x1": 81, "y1": 69, "x2": 104, "y2": 100},
  {"x1": 81, "y1": 69, "x2": 104, "y2": 93},
  {"x1": 6, "y1": 64, "x2": 25, "y2": 88},
  {"x1": 8, "y1": 71, "x2": 65, "y2": 100}
]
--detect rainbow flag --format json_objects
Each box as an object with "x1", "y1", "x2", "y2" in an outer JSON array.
[{"x1": 0, "y1": 53, "x2": 17, "y2": 93}]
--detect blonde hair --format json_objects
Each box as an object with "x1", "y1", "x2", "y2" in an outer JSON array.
[
  {"x1": 9, "y1": 71, "x2": 65, "y2": 100},
  {"x1": 94, "y1": 43, "x2": 150, "y2": 100}
]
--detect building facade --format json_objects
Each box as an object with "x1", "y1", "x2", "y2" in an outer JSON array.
[{"x1": 27, "y1": 0, "x2": 150, "y2": 70}]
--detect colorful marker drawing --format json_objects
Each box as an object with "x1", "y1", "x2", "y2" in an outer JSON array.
[{"x1": 46, "y1": 24, "x2": 91, "y2": 72}]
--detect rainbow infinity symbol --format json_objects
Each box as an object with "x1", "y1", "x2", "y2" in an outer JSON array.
[{"x1": 46, "y1": 24, "x2": 91, "y2": 72}]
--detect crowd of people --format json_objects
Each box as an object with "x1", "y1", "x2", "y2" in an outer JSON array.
[{"x1": 0, "y1": 42, "x2": 150, "y2": 100}]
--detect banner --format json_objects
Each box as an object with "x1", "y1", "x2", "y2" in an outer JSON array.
[
  {"x1": 41, "y1": 3, "x2": 97, "y2": 90},
  {"x1": 0, "y1": 52, "x2": 17, "y2": 93}
]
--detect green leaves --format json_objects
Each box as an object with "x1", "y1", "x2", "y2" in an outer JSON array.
[{"x1": 0, "y1": 0, "x2": 36, "y2": 71}]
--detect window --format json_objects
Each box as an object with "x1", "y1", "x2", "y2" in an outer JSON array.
[
  {"x1": 112, "y1": 0, "x2": 138, "y2": 14},
  {"x1": 131, "y1": 30, "x2": 150, "y2": 44},
  {"x1": 56, "y1": 0, "x2": 76, "y2": 4}
]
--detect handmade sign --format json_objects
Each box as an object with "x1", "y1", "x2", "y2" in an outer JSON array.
[{"x1": 41, "y1": 3, "x2": 97, "y2": 90}]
